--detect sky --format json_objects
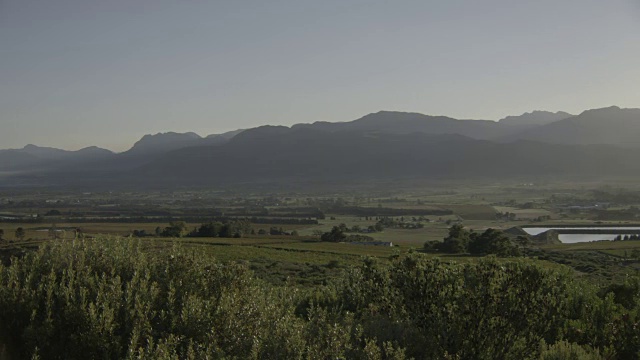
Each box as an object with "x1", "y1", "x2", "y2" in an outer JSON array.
[{"x1": 1, "y1": 0, "x2": 639, "y2": 152}]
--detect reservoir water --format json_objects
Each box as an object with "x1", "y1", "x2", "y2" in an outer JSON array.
[{"x1": 522, "y1": 227, "x2": 640, "y2": 244}]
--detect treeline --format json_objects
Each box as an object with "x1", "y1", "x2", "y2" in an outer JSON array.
[
  {"x1": 2, "y1": 216, "x2": 318, "y2": 226},
  {"x1": 134, "y1": 221, "x2": 253, "y2": 238},
  {"x1": 595, "y1": 209, "x2": 640, "y2": 221},
  {"x1": 328, "y1": 206, "x2": 452, "y2": 217},
  {"x1": 1, "y1": 238, "x2": 639, "y2": 359},
  {"x1": 375, "y1": 216, "x2": 425, "y2": 230},
  {"x1": 424, "y1": 224, "x2": 522, "y2": 256},
  {"x1": 138, "y1": 221, "x2": 301, "y2": 239},
  {"x1": 320, "y1": 218, "x2": 425, "y2": 241},
  {"x1": 319, "y1": 225, "x2": 374, "y2": 243}
]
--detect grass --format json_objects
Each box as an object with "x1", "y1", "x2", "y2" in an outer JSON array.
[
  {"x1": 530, "y1": 240, "x2": 640, "y2": 284},
  {"x1": 541, "y1": 239, "x2": 640, "y2": 252},
  {"x1": 439, "y1": 204, "x2": 498, "y2": 220},
  {"x1": 493, "y1": 206, "x2": 554, "y2": 220},
  {"x1": 0, "y1": 222, "x2": 185, "y2": 241},
  {"x1": 365, "y1": 227, "x2": 447, "y2": 246},
  {"x1": 3, "y1": 190, "x2": 640, "y2": 288},
  {"x1": 257, "y1": 241, "x2": 397, "y2": 257}
]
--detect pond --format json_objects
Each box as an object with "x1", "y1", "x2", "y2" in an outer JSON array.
[
  {"x1": 557, "y1": 234, "x2": 631, "y2": 243},
  {"x1": 522, "y1": 227, "x2": 640, "y2": 244}
]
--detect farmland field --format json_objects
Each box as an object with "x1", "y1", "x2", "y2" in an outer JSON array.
[{"x1": 3, "y1": 183, "x2": 640, "y2": 359}]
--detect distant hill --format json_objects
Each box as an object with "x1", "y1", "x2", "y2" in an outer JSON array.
[
  {"x1": 20, "y1": 144, "x2": 114, "y2": 160},
  {"x1": 291, "y1": 111, "x2": 526, "y2": 140},
  {"x1": 124, "y1": 132, "x2": 203, "y2": 155},
  {"x1": 498, "y1": 111, "x2": 573, "y2": 127},
  {"x1": 126, "y1": 127, "x2": 640, "y2": 187},
  {"x1": 2, "y1": 106, "x2": 640, "y2": 189},
  {"x1": 123, "y1": 129, "x2": 245, "y2": 156},
  {"x1": 510, "y1": 106, "x2": 640, "y2": 146},
  {"x1": 0, "y1": 145, "x2": 114, "y2": 171},
  {"x1": 0, "y1": 150, "x2": 41, "y2": 170},
  {"x1": 204, "y1": 129, "x2": 245, "y2": 145}
]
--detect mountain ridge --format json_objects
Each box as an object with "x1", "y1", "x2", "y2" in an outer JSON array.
[
  {"x1": 509, "y1": 106, "x2": 640, "y2": 146},
  {"x1": 498, "y1": 110, "x2": 573, "y2": 126},
  {"x1": 1, "y1": 105, "x2": 638, "y2": 189},
  {"x1": 4, "y1": 106, "x2": 629, "y2": 153}
]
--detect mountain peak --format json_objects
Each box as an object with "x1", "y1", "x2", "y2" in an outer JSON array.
[
  {"x1": 140, "y1": 131, "x2": 201, "y2": 139},
  {"x1": 23, "y1": 144, "x2": 43, "y2": 150},
  {"x1": 578, "y1": 106, "x2": 623, "y2": 116},
  {"x1": 498, "y1": 110, "x2": 573, "y2": 126},
  {"x1": 126, "y1": 132, "x2": 204, "y2": 155},
  {"x1": 511, "y1": 105, "x2": 640, "y2": 146},
  {"x1": 77, "y1": 146, "x2": 114, "y2": 154}
]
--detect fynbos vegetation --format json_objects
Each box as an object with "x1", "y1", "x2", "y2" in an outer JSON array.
[{"x1": 1, "y1": 238, "x2": 639, "y2": 359}]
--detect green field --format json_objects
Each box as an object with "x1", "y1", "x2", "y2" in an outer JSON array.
[
  {"x1": 3, "y1": 184, "x2": 640, "y2": 358},
  {"x1": 3, "y1": 182, "x2": 640, "y2": 285}
]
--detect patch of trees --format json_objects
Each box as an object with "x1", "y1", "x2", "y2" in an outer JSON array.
[
  {"x1": 149, "y1": 220, "x2": 253, "y2": 238},
  {"x1": 335, "y1": 217, "x2": 425, "y2": 236},
  {"x1": 320, "y1": 226, "x2": 347, "y2": 242},
  {"x1": 424, "y1": 224, "x2": 521, "y2": 256},
  {"x1": 247, "y1": 217, "x2": 318, "y2": 225},
  {"x1": 256, "y1": 227, "x2": 297, "y2": 236},
  {"x1": 328, "y1": 206, "x2": 452, "y2": 217},
  {"x1": 496, "y1": 211, "x2": 517, "y2": 221},
  {"x1": 262, "y1": 208, "x2": 325, "y2": 220},
  {"x1": 375, "y1": 216, "x2": 424, "y2": 230},
  {"x1": 190, "y1": 220, "x2": 251, "y2": 238},
  {"x1": 1, "y1": 238, "x2": 639, "y2": 359},
  {"x1": 14, "y1": 227, "x2": 25, "y2": 241},
  {"x1": 344, "y1": 222, "x2": 384, "y2": 233},
  {"x1": 533, "y1": 215, "x2": 552, "y2": 222},
  {"x1": 34, "y1": 215, "x2": 318, "y2": 225},
  {"x1": 157, "y1": 221, "x2": 189, "y2": 237},
  {"x1": 344, "y1": 234, "x2": 375, "y2": 242},
  {"x1": 131, "y1": 229, "x2": 150, "y2": 237},
  {"x1": 320, "y1": 225, "x2": 376, "y2": 242}
]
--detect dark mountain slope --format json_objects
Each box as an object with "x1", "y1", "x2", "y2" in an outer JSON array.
[
  {"x1": 2, "y1": 107, "x2": 639, "y2": 189},
  {"x1": 129, "y1": 128, "x2": 640, "y2": 187},
  {"x1": 3, "y1": 127, "x2": 638, "y2": 189},
  {"x1": 291, "y1": 111, "x2": 528, "y2": 140},
  {"x1": 498, "y1": 111, "x2": 573, "y2": 127},
  {"x1": 124, "y1": 132, "x2": 203, "y2": 155},
  {"x1": 0, "y1": 145, "x2": 115, "y2": 171},
  {"x1": 0, "y1": 150, "x2": 42, "y2": 170},
  {"x1": 122, "y1": 129, "x2": 244, "y2": 157},
  {"x1": 203, "y1": 129, "x2": 245, "y2": 145},
  {"x1": 511, "y1": 106, "x2": 640, "y2": 146},
  {"x1": 19, "y1": 144, "x2": 114, "y2": 160}
]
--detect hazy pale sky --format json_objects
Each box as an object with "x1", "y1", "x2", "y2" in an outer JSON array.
[{"x1": 1, "y1": 0, "x2": 639, "y2": 151}]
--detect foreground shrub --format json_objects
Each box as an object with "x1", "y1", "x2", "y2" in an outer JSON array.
[
  {"x1": 315, "y1": 255, "x2": 640, "y2": 359},
  {"x1": 538, "y1": 340, "x2": 603, "y2": 360},
  {"x1": 1, "y1": 238, "x2": 639, "y2": 359},
  {"x1": 0, "y1": 239, "x2": 300, "y2": 359}
]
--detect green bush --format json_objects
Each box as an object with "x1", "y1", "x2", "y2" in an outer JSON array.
[
  {"x1": 538, "y1": 340, "x2": 603, "y2": 360},
  {"x1": 1, "y1": 238, "x2": 639, "y2": 359}
]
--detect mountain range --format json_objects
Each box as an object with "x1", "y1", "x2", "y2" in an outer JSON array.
[{"x1": 1, "y1": 106, "x2": 639, "y2": 189}]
